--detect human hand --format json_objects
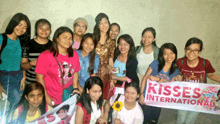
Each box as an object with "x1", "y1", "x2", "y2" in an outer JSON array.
[
  {"x1": 30, "y1": 59, "x2": 38, "y2": 66},
  {"x1": 111, "y1": 74, "x2": 116, "y2": 80},
  {"x1": 139, "y1": 94, "x2": 145, "y2": 105},
  {"x1": 113, "y1": 118, "x2": 122, "y2": 124},
  {"x1": 0, "y1": 83, "x2": 6, "y2": 99},
  {"x1": 96, "y1": 116, "x2": 107, "y2": 124},
  {"x1": 175, "y1": 75, "x2": 183, "y2": 81},
  {"x1": 19, "y1": 77, "x2": 26, "y2": 91},
  {"x1": 149, "y1": 75, "x2": 159, "y2": 81},
  {"x1": 72, "y1": 89, "x2": 81, "y2": 95}
]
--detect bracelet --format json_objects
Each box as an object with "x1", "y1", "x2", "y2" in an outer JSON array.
[{"x1": 72, "y1": 88, "x2": 79, "y2": 92}]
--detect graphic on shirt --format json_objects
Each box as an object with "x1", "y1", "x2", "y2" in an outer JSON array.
[
  {"x1": 58, "y1": 61, "x2": 75, "y2": 84},
  {"x1": 182, "y1": 69, "x2": 205, "y2": 83},
  {"x1": 158, "y1": 74, "x2": 170, "y2": 81},
  {"x1": 199, "y1": 87, "x2": 219, "y2": 110}
]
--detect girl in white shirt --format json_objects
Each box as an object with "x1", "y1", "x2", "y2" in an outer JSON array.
[{"x1": 103, "y1": 81, "x2": 144, "y2": 124}]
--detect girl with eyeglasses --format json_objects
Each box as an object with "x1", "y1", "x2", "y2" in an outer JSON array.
[{"x1": 176, "y1": 37, "x2": 220, "y2": 124}]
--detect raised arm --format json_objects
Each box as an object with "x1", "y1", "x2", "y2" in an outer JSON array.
[{"x1": 139, "y1": 66, "x2": 153, "y2": 104}]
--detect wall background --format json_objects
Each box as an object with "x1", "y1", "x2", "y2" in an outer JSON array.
[{"x1": 0, "y1": 0, "x2": 220, "y2": 83}]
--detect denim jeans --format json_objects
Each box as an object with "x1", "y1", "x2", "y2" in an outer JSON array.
[
  {"x1": 176, "y1": 110, "x2": 199, "y2": 124},
  {"x1": 0, "y1": 71, "x2": 23, "y2": 110}
]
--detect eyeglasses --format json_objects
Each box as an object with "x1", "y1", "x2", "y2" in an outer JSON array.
[
  {"x1": 185, "y1": 48, "x2": 200, "y2": 54},
  {"x1": 75, "y1": 24, "x2": 86, "y2": 29}
]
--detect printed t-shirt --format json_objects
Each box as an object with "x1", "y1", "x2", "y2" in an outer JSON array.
[
  {"x1": 176, "y1": 57, "x2": 215, "y2": 83},
  {"x1": 22, "y1": 39, "x2": 52, "y2": 84},
  {"x1": 35, "y1": 50, "x2": 80, "y2": 104},
  {"x1": 110, "y1": 94, "x2": 144, "y2": 124},
  {"x1": 77, "y1": 50, "x2": 100, "y2": 89},
  {"x1": 0, "y1": 34, "x2": 21, "y2": 71},
  {"x1": 150, "y1": 60, "x2": 179, "y2": 81},
  {"x1": 137, "y1": 48, "x2": 154, "y2": 75},
  {"x1": 114, "y1": 59, "x2": 126, "y2": 77}
]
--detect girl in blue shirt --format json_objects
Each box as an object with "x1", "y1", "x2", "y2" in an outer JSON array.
[
  {"x1": 77, "y1": 33, "x2": 100, "y2": 93},
  {"x1": 140, "y1": 43, "x2": 179, "y2": 124}
]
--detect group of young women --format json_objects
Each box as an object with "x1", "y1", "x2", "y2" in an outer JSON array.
[{"x1": 0, "y1": 12, "x2": 220, "y2": 124}]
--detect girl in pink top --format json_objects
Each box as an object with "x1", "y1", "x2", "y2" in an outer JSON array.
[{"x1": 35, "y1": 27, "x2": 80, "y2": 106}]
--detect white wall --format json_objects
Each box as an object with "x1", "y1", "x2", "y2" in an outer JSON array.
[{"x1": 1, "y1": 0, "x2": 220, "y2": 83}]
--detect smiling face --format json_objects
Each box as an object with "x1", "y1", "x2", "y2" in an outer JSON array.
[
  {"x1": 82, "y1": 37, "x2": 95, "y2": 54},
  {"x1": 185, "y1": 43, "x2": 201, "y2": 61},
  {"x1": 25, "y1": 89, "x2": 44, "y2": 109},
  {"x1": 74, "y1": 21, "x2": 87, "y2": 36},
  {"x1": 109, "y1": 25, "x2": 120, "y2": 40},
  {"x1": 118, "y1": 39, "x2": 130, "y2": 55},
  {"x1": 163, "y1": 48, "x2": 176, "y2": 64},
  {"x1": 87, "y1": 84, "x2": 102, "y2": 103},
  {"x1": 124, "y1": 86, "x2": 139, "y2": 103},
  {"x1": 13, "y1": 20, "x2": 27, "y2": 36},
  {"x1": 57, "y1": 32, "x2": 73, "y2": 50},
  {"x1": 142, "y1": 31, "x2": 155, "y2": 47},
  {"x1": 99, "y1": 18, "x2": 109, "y2": 33},
  {"x1": 37, "y1": 23, "x2": 51, "y2": 39},
  {"x1": 57, "y1": 109, "x2": 68, "y2": 120}
]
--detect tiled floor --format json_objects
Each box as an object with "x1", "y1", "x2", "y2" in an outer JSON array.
[{"x1": 158, "y1": 108, "x2": 220, "y2": 124}]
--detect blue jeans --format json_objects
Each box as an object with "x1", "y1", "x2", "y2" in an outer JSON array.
[{"x1": 0, "y1": 71, "x2": 23, "y2": 110}]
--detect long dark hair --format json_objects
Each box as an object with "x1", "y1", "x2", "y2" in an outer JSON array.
[
  {"x1": 9, "y1": 82, "x2": 46, "y2": 124},
  {"x1": 77, "y1": 77, "x2": 103, "y2": 114},
  {"x1": 158, "y1": 43, "x2": 178, "y2": 75},
  {"x1": 5, "y1": 13, "x2": 31, "y2": 47},
  {"x1": 114, "y1": 34, "x2": 136, "y2": 60},
  {"x1": 50, "y1": 26, "x2": 73, "y2": 57},
  {"x1": 78, "y1": 33, "x2": 97, "y2": 75},
  {"x1": 140, "y1": 27, "x2": 157, "y2": 46},
  {"x1": 93, "y1": 13, "x2": 110, "y2": 43},
  {"x1": 35, "y1": 19, "x2": 51, "y2": 37},
  {"x1": 5, "y1": 13, "x2": 31, "y2": 36}
]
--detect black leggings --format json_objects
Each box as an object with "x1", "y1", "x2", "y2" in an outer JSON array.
[{"x1": 140, "y1": 104, "x2": 162, "y2": 124}]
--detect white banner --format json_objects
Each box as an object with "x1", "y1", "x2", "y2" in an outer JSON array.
[
  {"x1": 28, "y1": 95, "x2": 77, "y2": 124},
  {"x1": 144, "y1": 79, "x2": 220, "y2": 115}
]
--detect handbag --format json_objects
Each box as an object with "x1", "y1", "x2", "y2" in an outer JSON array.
[
  {"x1": 55, "y1": 56, "x2": 71, "y2": 102},
  {"x1": 107, "y1": 94, "x2": 121, "y2": 124}
]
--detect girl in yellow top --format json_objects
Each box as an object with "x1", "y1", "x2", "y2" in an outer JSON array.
[{"x1": 8, "y1": 82, "x2": 52, "y2": 123}]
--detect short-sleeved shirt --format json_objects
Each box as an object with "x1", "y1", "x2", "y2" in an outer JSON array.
[
  {"x1": 150, "y1": 60, "x2": 179, "y2": 81},
  {"x1": 22, "y1": 39, "x2": 52, "y2": 84},
  {"x1": 77, "y1": 50, "x2": 100, "y2": 89},
  {"x1": 176, "y1": 57, "x2": 215, "y2": 83},
  {"x1": 110, "y1": 94, "x2": 144, "y2": 124},
  {"x1": 114, "y1": 59, "x2": 126, "y2": 77},
  {"x1": 0, "y1": 34, "x2": 21, "y2": 71},
  {"x1": 35, "y1": 50, "x2": 80, "y2": 104},
  {"x1": 137, "y1": 48, "x2": 154, "y2": 75}
]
